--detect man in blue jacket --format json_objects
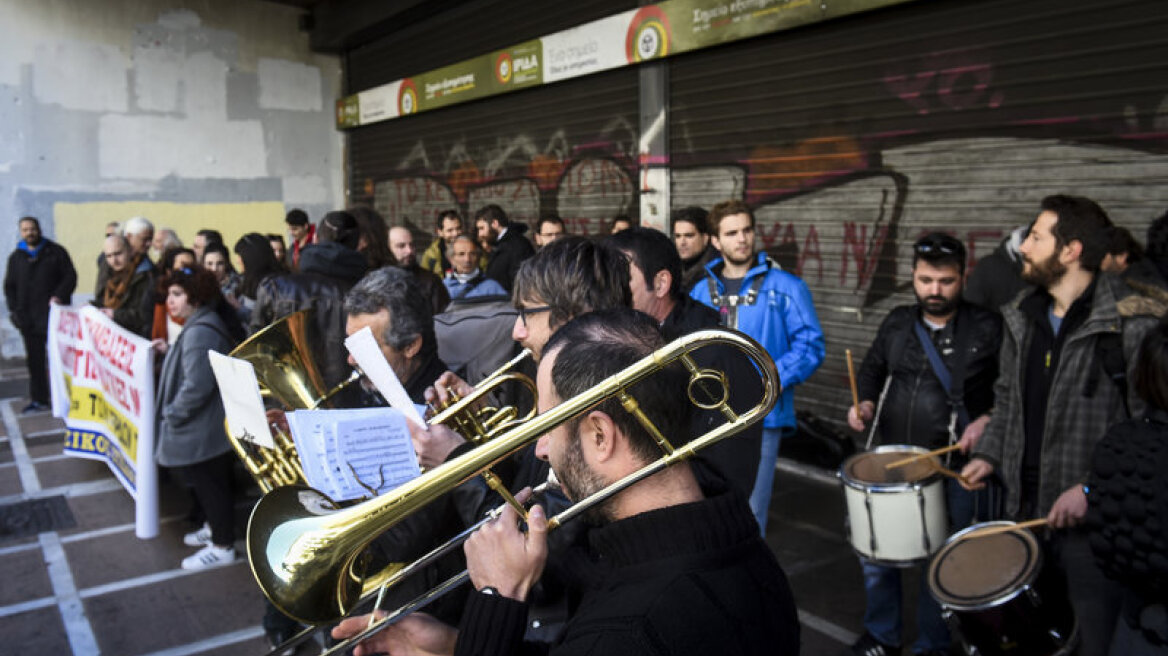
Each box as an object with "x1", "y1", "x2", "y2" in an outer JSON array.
[{"x1": 690, "y1": 200, "x2": 825, "y2": 534}]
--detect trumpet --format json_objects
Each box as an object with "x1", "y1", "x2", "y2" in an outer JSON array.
[
  {"x1": 427, "y1": 348, "x2": 538, "y2": 444},
  {"x1": 246, "y1": 329, "x2": 780, "y2": 626}
]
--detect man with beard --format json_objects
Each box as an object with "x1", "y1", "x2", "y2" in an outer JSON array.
[
  {"x1": 690, "y1": 200, "x2": 825, "y2": 535},
  {"x1": 845, "y1": 233, "x2": 1001, "y2": 656},
  {"x1": 332, "y1": 308, "x2": 800, "y2": 656},
  {"x1": 421, "y1": 210, "x2": 464, "y2": 276},
  {"x1": 390, "y1": 225, "x2": 451, "y2": 315},
  {"x1": 476, "y1": 204, "x2": 534, "y2": 293},
  {"x1": 4, "y1": 216, "x2": 77, "y2": 413},
  {"x1": 960, "y1": 195, "x2": 1162, "y2": 656}
]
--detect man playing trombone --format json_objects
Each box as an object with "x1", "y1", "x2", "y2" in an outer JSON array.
[{"x1": 333, "y1": 308, "x2": 800, "y2": 656}]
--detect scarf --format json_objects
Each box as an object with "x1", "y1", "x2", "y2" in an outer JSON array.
[{"x1": 102, "y1": 253, "x2": 144, "y2": 310}]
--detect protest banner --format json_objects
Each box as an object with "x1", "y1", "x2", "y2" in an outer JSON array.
[{"x1": 48, "y1": 304, "x2": 158, "y2": 538}]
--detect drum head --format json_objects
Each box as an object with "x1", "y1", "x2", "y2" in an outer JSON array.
[
  {"x1": 842, "y1": 446, "x2": 938, "y2": 487},
  {"x1": 928, "y1": 522, "x2": 1041, "y2": 609}
]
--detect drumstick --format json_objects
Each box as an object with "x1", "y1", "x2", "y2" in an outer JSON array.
[
  {"x1": 845, "y1": 349, "x2": 860, "y2": 414},
  {"x1": 960, "y1": 518, "x2": 1049, "y2": 540},
  {"x1": 929, "y1": 463, "x2": 972, "y2": 487},
  {"x1": 884, "y1": 444, "x2": 963, "y2": 470}
]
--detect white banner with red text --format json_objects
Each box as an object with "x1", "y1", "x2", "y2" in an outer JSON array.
[{"x1": 47, "y1": 304, "x2": 158, "y2": 538}]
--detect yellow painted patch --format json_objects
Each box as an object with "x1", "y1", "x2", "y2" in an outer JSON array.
[{"x1": 54, "y1": 201, "x2": 287, "y2": 297}]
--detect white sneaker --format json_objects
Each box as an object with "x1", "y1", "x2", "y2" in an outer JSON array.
[
  {"x1": 181, "y1": 544, "x2": 235, "y2": 570},
  {"x1": 183, "y1": 523, "x2": 212, "y2": 547}
]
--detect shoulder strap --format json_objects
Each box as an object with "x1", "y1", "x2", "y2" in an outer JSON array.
[
  {"x1": 1085, "y1": 330, "x2": 1130, "y2": 418},
  {"x1": 913, "y1": 319, "x2": 972, "y2": 430}
]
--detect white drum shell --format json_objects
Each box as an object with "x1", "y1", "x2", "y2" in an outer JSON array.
[{"x1": 841, "y1": 445, "x2": 949, "y2": 565}]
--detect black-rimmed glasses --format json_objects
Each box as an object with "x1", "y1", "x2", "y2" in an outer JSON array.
[{"x1": 517, "y1": 305, "x2": 551, "y2": 327}]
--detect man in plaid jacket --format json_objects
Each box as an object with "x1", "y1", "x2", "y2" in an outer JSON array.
[{"x1": 961, "y1": 195, "x2": 1163, "y2": 656}]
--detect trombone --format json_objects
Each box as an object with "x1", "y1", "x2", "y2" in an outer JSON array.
[{"x1": 246, "y1": 328, "x2": 780, "y2": 628}]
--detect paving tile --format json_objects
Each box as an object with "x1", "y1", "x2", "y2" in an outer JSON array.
[
  {"x1": 0, "y1": 465, "x2": 24, "y2": 497},
  {"x1": 59, "y1": 484, "x2": 190, "y2": 536},
  {"x1": 0, "y1": 547, "x2": 54, "y2": 606},
  {"x1": 16, "y1": 411, "x2": 66, "y2": 436},
  {"x1": 35, "y1": 456, "x2": 111, "y2": 490},
  {"x1": 66, "y1": 525, "x2": 200, "y2": 589},
  {"x1": 85, "y1": 562, "x2": 266, "y2": 655},
  {"x1": 0, "y1": 606, "x2": 70, "y2": 654}
]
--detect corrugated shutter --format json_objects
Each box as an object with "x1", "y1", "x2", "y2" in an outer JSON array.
[
  {"x1": 669, "y1": 0, "x2": 1168, "y2": 431},
  {"x1": 347, "y1": 66, "x2": 640, "y2": 239},
  {"x1": 344, "y1": 2, "x2": 641, "y2": 241}
]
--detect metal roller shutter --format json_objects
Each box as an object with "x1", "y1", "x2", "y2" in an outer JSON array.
[
  {"x1": 347, "y1": 66, "x2": 640, "y2": 238},
  {"x1": 669, "y1": 0, "x2": 1168, "y2": 432}
]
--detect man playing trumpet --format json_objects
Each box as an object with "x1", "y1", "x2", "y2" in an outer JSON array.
[{"x1": 333, "y1": 308, "x2": 800, "y2": 656}]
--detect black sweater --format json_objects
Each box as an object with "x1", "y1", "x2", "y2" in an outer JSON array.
[{"x1": 454, "y1": 486, "x2": 800, "y2": 656}]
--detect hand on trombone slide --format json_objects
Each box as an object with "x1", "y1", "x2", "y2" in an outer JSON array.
[
  {"x1": 332, "y1": 610, "x2": 455, "y2": 656},
  {"x1": 330, "y1": 487, "x2": 548, "y2": 656},
  {"x1": 465, "y1": 489, "x2": 549, "y2": 601}
]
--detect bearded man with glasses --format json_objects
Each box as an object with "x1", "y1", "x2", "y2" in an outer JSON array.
[{"x1": 846, "y1": 232, "x2": 1002, "y2": 656}]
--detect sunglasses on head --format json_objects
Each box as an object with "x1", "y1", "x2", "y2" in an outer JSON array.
[{"x1": 914, "y1": 236, "x2": 963, "y2": 256}]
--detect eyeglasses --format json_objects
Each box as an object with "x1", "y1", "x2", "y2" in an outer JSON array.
[
  {"x1": 914, "y1": 236, "x2": 963, "y2": 256},
  {"x1": 517, "y1": 305, "x2": 551, "y2": 327}
]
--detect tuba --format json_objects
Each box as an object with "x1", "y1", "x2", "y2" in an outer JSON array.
[
  {"x1": 247, "y1": 329, "x2": 780, "y2": 626},
  {"x1": 224, "y1": 309, "x2": 358, "y2": 493}
]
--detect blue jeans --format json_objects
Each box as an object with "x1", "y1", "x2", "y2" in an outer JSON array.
[
  {"x1": 862, "y1": 479, "x2": 979, "y2": 652},
  {"x1": 749, "y1": 426, "x2": 789, "y2": 535}
]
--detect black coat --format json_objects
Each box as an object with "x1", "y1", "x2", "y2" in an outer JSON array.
[
  {"x1": 453, "y1": 486, "x2": 800, "y2": 656},
  {"x1": 857, "y1": 302, "x2": 1001, "y2": 452},
  {"x1": 485, "y1": 223, "x2": 535, "y2": 293},
  {"x1": 249, "y1": 242, "x2": 369, "y2": 390},
  {"x1": 661, "y1": 295, "x2": 763, "y2": 497},
  {"x1": 964, "y1": 235, "x2": 1027, "y2": 312},
  {"x1": 4, "y1": 240, "x2": 77, "y2": 333},
  {"x1": 1087, "y1": 408, "x2": 1168, "y2": 601}
]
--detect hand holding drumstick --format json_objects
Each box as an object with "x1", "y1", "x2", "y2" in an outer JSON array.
[{"x1": 845, "y1": 350, "x2": 874, "y2": 431}]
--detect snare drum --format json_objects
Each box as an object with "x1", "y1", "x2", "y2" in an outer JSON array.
[
  {"x1": 839, "y1": 445, "x2": 949, "y2": 565},
  {"x1": 927, "y1": 521, "x2": 1077, "y2": 656}
]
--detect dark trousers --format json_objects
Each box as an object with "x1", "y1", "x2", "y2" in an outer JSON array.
[
  {"x1": 1049, "y1": 529, "x2": 1123, "y2": 656},
  {"x1": 21, "y1": 327, "x2": 48, "y2": 404},
  {"x1": 174, "y1": 452, "x2": 236, "y2": 546}
]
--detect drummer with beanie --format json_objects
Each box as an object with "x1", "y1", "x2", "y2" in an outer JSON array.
[{"x1": 845, "y1": 233, "x2": 1002, "y2": 656}]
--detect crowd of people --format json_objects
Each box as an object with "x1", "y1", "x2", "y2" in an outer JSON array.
[{"x1": 4, "y1": 195, "x2": 1168, "y2": 656}]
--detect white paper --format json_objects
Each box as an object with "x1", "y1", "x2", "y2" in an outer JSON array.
[
  {"x1": 334, "y1": 412, "x2": 421, "y2": 497},
  {"x1": 208, "y1": 351, "x2": 275, "y2": 449},
  {"x1": 344, "y1": 327, "x2": 427, "y2": 428},
  {"x1": 286, "y1": 407, "x2": 421, "y2": 502}
]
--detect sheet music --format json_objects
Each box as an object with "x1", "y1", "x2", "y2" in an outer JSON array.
[
  {"x1": 286, "y1": 407, "x2": 421, "y2": 502},
  {"x1": 208, "y1": 351, "x2": 275, "y2": 448},
  {"x1": 334, "y1": 412, "x2": 421, "y2": 498},
  {"x1": 344, "y1": 327, "x2": 428, "y2": 428},
  {"x1": 285, "y1": 411, "x2": 334, "y2": 491}
]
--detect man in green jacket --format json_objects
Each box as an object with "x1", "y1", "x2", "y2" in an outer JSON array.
[{"x1": 420, "y1": 210, "x2": 464, "y2": 277}]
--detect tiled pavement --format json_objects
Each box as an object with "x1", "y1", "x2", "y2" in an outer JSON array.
[{"x1": 0, "y1": 361, "x2": 902, "y2": 656}]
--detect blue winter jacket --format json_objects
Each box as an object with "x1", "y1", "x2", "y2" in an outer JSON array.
[{"x1": 690, "y1": 253, "x2": 825, "y2": 429}]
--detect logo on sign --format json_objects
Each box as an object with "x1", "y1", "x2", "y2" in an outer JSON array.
[
  {"x1": 398, "y1": 78, "x2": 418, "y2": 115},
  {"x1": 626, "y1": 6, "x2": 671, "y2": 63},
  {"x1": 495, "y1": 52, "x2": 513, "y2": 84}
]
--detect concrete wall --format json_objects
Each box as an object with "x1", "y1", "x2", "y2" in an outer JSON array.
[{"x1": 0, "y1": 0, "x2": 343, "y2": 356}]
